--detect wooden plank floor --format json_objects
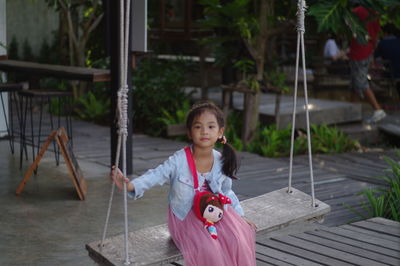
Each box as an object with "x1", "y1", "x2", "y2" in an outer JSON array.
[{"x1": 255, "y1": 217, "x2": 400, "y2": 266}]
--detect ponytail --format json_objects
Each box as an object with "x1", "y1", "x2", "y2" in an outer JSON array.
[{"x1": 221, "y1": 141, "x2": 239, "y2": 180}]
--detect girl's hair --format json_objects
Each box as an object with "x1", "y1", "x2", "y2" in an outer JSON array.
[{"x1": 186, "y1": 101, "x2": 239, "y2": 179}]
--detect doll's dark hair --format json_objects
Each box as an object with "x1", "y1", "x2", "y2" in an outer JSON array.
[
  {"x1": 186, "y1": 101, "x2": 239, "y2": 179},
  {"x1": 199, "y1": 193, "x2": 223, "y2": 215}
]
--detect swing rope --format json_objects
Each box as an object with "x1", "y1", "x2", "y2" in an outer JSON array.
[
  {"x1": 100, "y1": 0, "x2": 132, "y2": 265},
  {"x1": 97, "y1": 1, "x2": 316, "y2": 265},
  {"x1": 288, "y1": 0, "x2": 317, "y2": 208}
]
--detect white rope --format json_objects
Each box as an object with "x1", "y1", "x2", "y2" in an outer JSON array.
[
  {"x1": 100, "y1": 0, "x2": 132, "y2": 265},
  {"x1": 100, "y1": 135, "x2": 122, "y2": 251},
  {"x1": 120, "y1": 0, "x2": 131, "y2": 264},
  {"x1": 288, "y1": 0, "x2": 317, "y2": 207},
  {"x1": 288, "y1": 32, "x2": 300, "y2": 194}
]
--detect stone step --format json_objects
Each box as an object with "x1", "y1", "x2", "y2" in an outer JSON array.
[
  {"x1": 190, "y1": 88, "x2": 362, "y2": 129},
  {"x1": 378, "y1": 122, "x2": 400, "y2": 138}
]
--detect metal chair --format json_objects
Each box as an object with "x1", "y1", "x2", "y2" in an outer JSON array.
[
  {"x1": 0, "y1": 83, "x2": 23, "y2": 154},
  {"x1": 18, "y1": 89, "x2": 73, "y2": 170}
]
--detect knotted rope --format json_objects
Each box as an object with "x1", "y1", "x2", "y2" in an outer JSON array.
[
  {"x1": 100, "y1": 0, "x2": 132, "y2": 265},
  {"x1": 288, "y1": 0, "x2": 317, "y2": 208}
]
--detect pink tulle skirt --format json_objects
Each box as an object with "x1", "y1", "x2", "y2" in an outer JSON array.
[{"x1": 168, "y1": 206, "x2": 256, "y2": 266}]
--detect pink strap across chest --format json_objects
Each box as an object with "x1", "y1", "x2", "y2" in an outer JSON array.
[{"x1": 184, "y1": 146, "x2": 199, "y2": 190}]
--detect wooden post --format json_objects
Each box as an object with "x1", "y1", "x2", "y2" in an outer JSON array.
[
  {"x1": 222, "y1": 89, "x2": 231, "y2": 122},
  {"x1": 199, "y1": 46, "x2": 208, "y2": 100},
  {"x1": 242, "y1": 91, "x2": 259, "y2": 147}
]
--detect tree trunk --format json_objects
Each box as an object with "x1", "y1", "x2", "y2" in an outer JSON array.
[
  {"x1": 75, "y1": 43, "x2": 87, "y2": 98},
  {"x1": 274, "y1": 92, "x2": 282, "y2": 129},
  {"x1": 242, "y1": 91, "x2": 260, "y2": 148},
  {"x1": 241, "y1": 0, "x2": 268, "y2": 146}
]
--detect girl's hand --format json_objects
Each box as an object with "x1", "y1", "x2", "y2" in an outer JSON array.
[
  {"x1": 110, "y1": 166, "x2": 134, "y2": 192},
  {"x1": 243, "y1": 217, "x2": 257, "y2": 232}
]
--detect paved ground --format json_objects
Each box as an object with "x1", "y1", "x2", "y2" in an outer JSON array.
[
  {"x1": 0, "y1": 113, "x2": 397, "y2": 265},
  {"x1": 1, "y1": 88, "x2": 399, "y2": 265}
]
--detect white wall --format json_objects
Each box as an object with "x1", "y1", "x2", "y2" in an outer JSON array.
[
  {"x1": 0, "y1": 0, "x2": 6, "y2": 56},
  {"x1": 0, "y1": 0, "x2": 8, "y2": 137},
  {"x1": 6, "y1": 0, "x2": 59, "y2": 57}
]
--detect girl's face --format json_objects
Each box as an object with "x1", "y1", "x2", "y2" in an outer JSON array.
[{"x1": 188, "y1": 111, "x2": 224, "y2": 149}]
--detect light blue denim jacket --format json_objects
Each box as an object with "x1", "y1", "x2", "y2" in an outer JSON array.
[{"x1": 128, "y1": 147, "x2": 244, "y2": 220}]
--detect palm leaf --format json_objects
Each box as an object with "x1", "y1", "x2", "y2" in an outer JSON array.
[{"x1": 308, "y1": 0, "x2": 383, "y2": 45}]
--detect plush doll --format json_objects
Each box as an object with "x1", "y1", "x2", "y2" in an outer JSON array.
[{"x1": 193, "y1": 191, "x2": 231, "y2": 239}]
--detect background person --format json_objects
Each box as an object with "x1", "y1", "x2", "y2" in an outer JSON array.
[{"x1": 348, "y1": 5, "x2": 386, "y2": 124}]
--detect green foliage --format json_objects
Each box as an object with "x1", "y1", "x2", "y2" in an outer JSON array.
[
  {"x1": 234, "y1": 59, "x2": 255, "y2": 79},
  {"x1": 22, "y1": 39, "x2": 34, "y2": 61},
  {"x1": 225, "y1": 113, "x2": 358, "y2": 157},
  {"x1": 198, "y1": 0, "x2": 252, "y2": 68},
  {"x1": 308, "y1": 0, "x2": 400, "y2": 45},
  {"x1": 38, "y1": 39, "x2": 52, "y2": 64},
  {"x1": 264, "y1": 69, "x2": 290, "y2": 93},
  {"x1": 158, "y1": 100, "x2": 191, "y2": 126},
  {"x1": 224, "y1": 111, "x2": 244, "y2": 151},
  {"x1": 303, "y1": 124, "x2": 359, "y2": 154},
  {"x1": 132, "y1": 57, "x2": 191, "y2": 136},
  {"x1": 357, "y1": 151, "x2": 400, "y2": 221},
  {"x1": 7, "y1": 36, "x2": 19, "y2": 60},
  {"x1": 45, "y1": 0, "x2": 104, "y2": 68},
  {"x1": 74, "y1": 90, "x2": 110, "y2": 124},
  {"x1": 247, "y1": 124, "x2": 301, "y2": 157}
]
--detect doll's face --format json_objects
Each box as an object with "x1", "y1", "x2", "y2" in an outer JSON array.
[{"x1": 203, "y1": 204, "x2": 223, "y2": 223}]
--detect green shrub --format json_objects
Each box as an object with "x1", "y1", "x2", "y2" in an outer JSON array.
[
  {"x1": 158, "y1": 99, "x2": 191, "y2": 126},
  {"x1": 224, "y1": 111, "x2": 244, "y2": 151},
  {"x1": 74, "y1": 90, "x2": 110, "y2": 124},
  {"x1": 22, "y1": 39, "x2": 34, "y2": 61},
  {"x1": 247, "y1": 124, "x2": 304, "y2": 157},
  {"x1": 8, "y1": 36, "x2": 19, "y2": 60},
  {"x1": 297, "y1": 124, "x2": 360, "y2": 154},
  {"x1": 132, "y1": 57, "x2": 192, "y2": 136},
  {"x1": 356, "y1": 152, "x2": 400, "y2": 221},
  {"x1": 223, "y1": 112, "x2": 358, "y2": 157}
]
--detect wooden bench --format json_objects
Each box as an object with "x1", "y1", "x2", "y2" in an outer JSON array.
[{"x1": 86, "y1": 187, "x2": 330, "y2": 266}]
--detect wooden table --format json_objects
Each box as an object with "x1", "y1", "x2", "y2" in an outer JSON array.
[{"x1": 0, "y1": 59, "x2": 110, "y2": 89}]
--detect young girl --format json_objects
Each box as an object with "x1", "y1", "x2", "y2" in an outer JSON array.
[{"x1": 112, "y1": 101, "x2": 256, "y2": 266}]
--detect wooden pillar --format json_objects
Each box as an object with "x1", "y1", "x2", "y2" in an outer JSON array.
[
  {"x1": 199, "y1": 46, "x2": 208, "y2": 100},
  {"x1": 107, "y1": 0, "x2": 133, "y2": 175}
]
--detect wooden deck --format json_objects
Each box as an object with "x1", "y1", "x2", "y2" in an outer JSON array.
[{"x1": 255, "y1": 217, "x2": 400, "y2": 266}]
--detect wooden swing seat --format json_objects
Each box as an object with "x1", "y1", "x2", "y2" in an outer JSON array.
[{"x1": 86, "y1": 187, "x2": 330, "y2": 266}]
